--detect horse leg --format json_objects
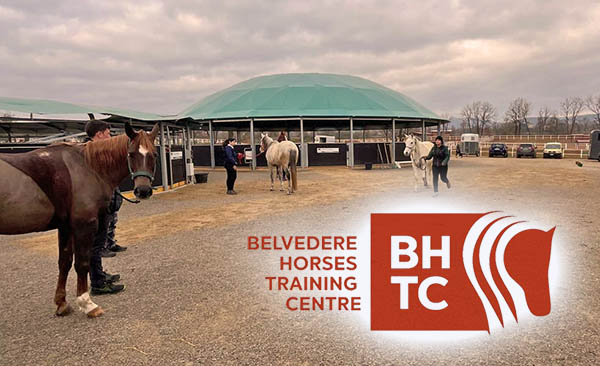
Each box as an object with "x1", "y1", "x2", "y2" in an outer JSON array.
[
  {"x1": 270, "y1": 166, "x2": 274, "y2": 191},
  {"x1": 423, "y1": 166, "x2": 428, "y2": 187},
  {"x1": 279, "y1": 166, "x2": 284, "y2": 191},
  {"x1": 54, "y1": 227, "x2": 74, "y2": 316},
  {"x1": 427, "y1": 163, "x2": 433, "y2": 188},
  {"x1": 412, "y1": 163, "x2": 420, "y2": 192},
  {"x1": 285, "y1": 167, "x2": 292, "y2": 194},
  {"x1": 73, "y1": 219, "x2": 104, "y2": 318}
]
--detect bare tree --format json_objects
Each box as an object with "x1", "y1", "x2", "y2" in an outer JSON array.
[
  {"x1": 461, "y1": 101, "x2": 496, "y2": 135},
  {"x1": 561, "y1": 97, "x2": 584, "y2": 134},
  {"x1": 547, "y1": 112, "x2": 562, "y2": 134},
  {"x1": 586, "y1": 95, "x2": 600, "y2": 128},
  {"x1": 505, "y1": 97, "x2": 531, "y2": 135},
  {"x1": 478, "y1": 102, "x2": 496, "y2": 135},
  {"x1": 460, "y1": 103, "x2": 476, "y2": 133},
  {"x1": 537, "y1": 106, "x2": 553, "y2": 134}
]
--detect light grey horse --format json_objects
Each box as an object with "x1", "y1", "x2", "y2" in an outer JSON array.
[
  {"x1": 259, "y1": 133, "x2": 298, "y2": 194},
  {"x1": 403, "y1": 134, "x2": 433, "y2": 192}
]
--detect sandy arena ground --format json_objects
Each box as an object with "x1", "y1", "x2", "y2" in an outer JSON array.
[{"x1": 1, "y1": 158, "x2": 599, "y2": 365}]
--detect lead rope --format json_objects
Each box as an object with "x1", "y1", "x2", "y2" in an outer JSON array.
[{"x1": 117, "y1": 190, "x2": 140, "y2": 204}]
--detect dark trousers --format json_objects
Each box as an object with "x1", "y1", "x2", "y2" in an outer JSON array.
[
  {"x1": 225, "y1": 163, "x2": 237, "y2": 191},
  {"x1": 432, "y1": 165, "x2": 449, "y2": 193},
  {"x1": 105, "y1": 212, "x2": 118, "y2": 250},
  {"x1": 90, "y1": 214, "x2": 109, "y2": 288}
]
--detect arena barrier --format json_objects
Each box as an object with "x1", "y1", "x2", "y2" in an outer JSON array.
[
  {"x1": 192, "y1": 144, "x2": 302, "y2": 167},
  {"x1": 192, "y1": 142, "x2": 410, "y2": 167}
]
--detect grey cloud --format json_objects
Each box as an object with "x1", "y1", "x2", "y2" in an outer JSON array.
[{"x1": 0, "y1": 0, "x2": 598, "y2": 116}]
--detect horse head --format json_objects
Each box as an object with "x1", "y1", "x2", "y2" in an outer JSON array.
[
  {"x1": 403, "y1": 134, "x2": 415, "y2": 157},
  {"x1": 124, "y1": 122, "x2": 159, "y2": 200},
  {"x1": 259, "y1": 133, "x2": 273, "y2": 153}
]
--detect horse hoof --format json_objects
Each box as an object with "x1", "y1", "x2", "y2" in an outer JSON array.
[
  {"x1": 87, "y1": 306, "x2": 104, "y2": 318},
  {"x1": 55, "y1": 303, "x2": 73, "y2": 316}
]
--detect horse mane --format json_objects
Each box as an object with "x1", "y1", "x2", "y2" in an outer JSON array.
[
  {"x1": 84, "y1": 134, "x2": 129, "y2": 176},
  {"x1": 83, "y1": 132, "x2": 156, "y2": 181},
  {"x1": 261, "y1": 134, "x2": 275, "y2": 150}
]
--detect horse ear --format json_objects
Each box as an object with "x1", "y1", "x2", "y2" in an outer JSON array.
[
  {"x1": 149, "y1": 123, "x2": 159, "y2": 141},
  {"x1": 124, "y1": 122, "x2": 137, "y2": 140}
]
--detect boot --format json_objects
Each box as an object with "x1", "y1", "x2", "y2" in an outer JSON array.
[
  {"x1": 108, "y1": 244, "x2": 127, "y2": 252},
  {"x1": 103, "y1": 271, "x2": 121, "y2": 283},
  {"x1": 91, "y1": 282, "x2": 125, "y2": 295},
  {"x1": 100, "y1": 248, "x2": 116, "y2": 258}
]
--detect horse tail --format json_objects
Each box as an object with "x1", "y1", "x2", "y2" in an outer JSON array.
[{"x1": 290, "y1": 148, "x2": 298, "y2": 191}]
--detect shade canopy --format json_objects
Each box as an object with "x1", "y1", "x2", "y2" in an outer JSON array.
[
  {"x1": 178, "y1": 73, "x2": 444, "y2": 121},
  {"x1": 0, "y1": 96, "x2": 172, "y2": 121}
]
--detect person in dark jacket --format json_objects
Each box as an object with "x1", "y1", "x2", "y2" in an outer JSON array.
[
  {"x1": 223, "y1": 138, "x2": 238, "y2": 195},
  {"x1": 455, "y1": 143, "x2": 463, "y2": 158},
  {"x1": 423, "y1": 135, "x2": 451, "y2": 195},
  {"x1": 84, "y1": 120, "x2": 124, "y2": 295}
]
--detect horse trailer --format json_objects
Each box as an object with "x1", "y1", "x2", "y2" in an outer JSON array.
[
  {"x1": 460, "y1": 133, "x2": 480, "y2": 156},
  {"x1": 590, "y1": 130, "x2": 600, "y2": 161}
]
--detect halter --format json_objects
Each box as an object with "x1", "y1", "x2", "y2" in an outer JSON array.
[
  {"x1": 406, "y1": 137, "x2": 426, "y2": 170},
  {"x1": 127, "y1": 141, "x2": 156, "y2": 182}
]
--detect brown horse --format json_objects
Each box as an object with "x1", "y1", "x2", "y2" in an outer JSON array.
[{"x1": 0, "y1": 123, "x2": 158, "y2": 317}]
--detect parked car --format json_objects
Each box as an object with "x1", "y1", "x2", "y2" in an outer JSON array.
[
  {"x1": 543, "y1": 142, "x2": 563, "y2": 159},
  {"x1": 516, "y1": 143, "x2": 536, "y2": 158},
  {"x1": 488, "y1": 143, "x2": 508, "y2": 158}
]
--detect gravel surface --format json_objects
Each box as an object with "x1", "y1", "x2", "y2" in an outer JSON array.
[{"x1": 1, "y1": 158, "x2": 599, "y2": 365}]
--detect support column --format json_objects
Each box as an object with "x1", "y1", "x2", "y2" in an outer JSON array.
[
  {"x1": 159, "y1": 122, "x2": 169, "y2": 191},
  {"x1": 209, "y1": 120, "x2": 215, "y2": 168},
  {"x1": 166, "y1": 126, "x2": 174, "y2": 188},
  {"x1": 350, "y1": 117, "x2": 354, "y2": 168},
  {"x1": 300, "y1": 117, "x2": 306, "y2": 168},
  {"x1": 422, "y1": 119, "x2": 426, "y2": 141},
  {"x1": 392, "y1": 119, "x2": 396, "y2": 167},
  {"x1": 185, "y1": 122, "x2": 194, "y2": 184},
  {"x1": 437, "y1": 121, "x2": 441, "y2": 135},
  {"x1": 250, "y1": 118, "x2": 256, "y2": 170}
]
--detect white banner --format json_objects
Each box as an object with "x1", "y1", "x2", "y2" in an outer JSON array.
[{"x1": 317, "y1": 147, "x2": 340, "y2": 154}]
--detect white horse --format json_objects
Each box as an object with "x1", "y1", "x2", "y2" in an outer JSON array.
[
  {"x1": 403, "y1": 134, "x2": 433, "y2": 192},
  {"x1": 259, "y1": 133, "x2": 298, "y2": 194}
]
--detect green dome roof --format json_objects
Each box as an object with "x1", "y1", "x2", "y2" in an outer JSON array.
[{"x1": 179, "y1": 73, "x2": 442, "y2": 121}]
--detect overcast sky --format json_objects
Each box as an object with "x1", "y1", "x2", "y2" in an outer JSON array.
[{"x1": 0, "y1": 0, "x2": 599, "y2": 117}]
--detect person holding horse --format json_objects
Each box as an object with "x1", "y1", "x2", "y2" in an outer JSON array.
[
  {"x1": 85, "y1": 120, "x2": 125, "y2": 295},
  {"x1": 223, "y1": 138, "x2": 238, "y2": 195},
  {"x1": 422, "y1": 135, "x2": 451, "y2": 196},
  {"x1": 1, "y1": 121, "x2": 158, "y2": 317}
]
